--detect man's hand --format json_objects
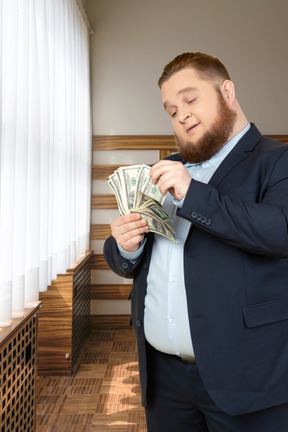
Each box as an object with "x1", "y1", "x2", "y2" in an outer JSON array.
[
  {"x1": 150, "y1": 160, "x2": 191, "y2": 201},
  {"x1": 110, "y1": 213, "x2": 148, "y2": 252}
]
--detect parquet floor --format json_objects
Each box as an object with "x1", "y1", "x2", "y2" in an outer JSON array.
[{"x1": 36, "y1": 327, "x2": 147, "y2": 432}]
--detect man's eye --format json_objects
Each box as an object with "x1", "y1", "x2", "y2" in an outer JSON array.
[
  {"x1": 188, "y1": 98, "x2": 196, "y2": 104},
  {"x1": 171, "y1": 112, "x2": 177, "y2": 118}
]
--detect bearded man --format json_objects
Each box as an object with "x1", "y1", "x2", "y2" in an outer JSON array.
[{"x1": 104, "y1": 52, "x2": 288, "y2": 432}]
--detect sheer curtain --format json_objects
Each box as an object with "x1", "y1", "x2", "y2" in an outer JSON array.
[{"x1": 0, "y1": 0, "x2": 92, "y2": 326}]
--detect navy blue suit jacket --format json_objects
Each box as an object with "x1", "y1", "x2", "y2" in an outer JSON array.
[{"x1": 104, "y1": 124, "x2": 288, "y2": 415}]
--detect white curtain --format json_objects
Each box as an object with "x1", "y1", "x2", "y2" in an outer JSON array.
[{"x1": 0, "y1": 0, "x2": 92, "y2": 326}]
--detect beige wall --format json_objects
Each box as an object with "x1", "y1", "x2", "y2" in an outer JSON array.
[{"x1": 86, "y1": 0, "x2": 288, "y2": 135}]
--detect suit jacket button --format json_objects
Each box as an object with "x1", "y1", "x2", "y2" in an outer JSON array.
[
  {"x1": 121, "y1": 262, "x2": 129, "y2": 269},
  {"x1": 136, "y1": 320, "x2": 142, "y2": 327},
  {"x1": 201, "y1": 215, "x2": 207, "y2": 223},
  {"x1": 191, "y1": 211, "x2": 198, "y2": 219},
  {"x1": 196, "y1": 213, "x2": 202, "y2": 221},
  {"x1": 205, "y1": 218, "x2": 211, "y2": 225}
]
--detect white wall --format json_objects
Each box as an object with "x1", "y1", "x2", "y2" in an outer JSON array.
[
  {"x1": 86, "y1": 0, "x2": 288, "y2": 316},
  {"x1": 86, "y1": 0, "x2": 288, "y2": 135}
]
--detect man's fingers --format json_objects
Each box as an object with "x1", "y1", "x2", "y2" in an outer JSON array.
[
  {"x1": 117, "y1": 218, "x2": 147, "y2": 237},
  {"x1": 150, "y1": 160, "x2": 184, "y2": 184},
  {"x1": 110, "y1": 213, "x2": 148, "y2": 251},
  {"x1": 150, "y1": 160, "x2": 191, "y2": 200},
  {"x1": 113, "y1": 212, "x2": 142, "y2": 227}
]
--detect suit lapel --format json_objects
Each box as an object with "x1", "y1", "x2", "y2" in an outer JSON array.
[
  {"x1": 168, "y1": 124, "x2": 263, "y2": 188},
  {"x1": 208, "y1": 124, "x2": 262, "y2": 188}
]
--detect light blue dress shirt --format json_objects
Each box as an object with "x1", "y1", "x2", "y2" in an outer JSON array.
[{"x1": 119, "y1": 124, "x2": 250, "y2": 357}]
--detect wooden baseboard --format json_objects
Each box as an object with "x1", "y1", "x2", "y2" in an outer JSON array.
[
  {"x1": 91, "y1": 284, "x2": 131, "y2": 300},
  {"x1": 90, "y1": 314, "x2": 131, "y2": 329}
]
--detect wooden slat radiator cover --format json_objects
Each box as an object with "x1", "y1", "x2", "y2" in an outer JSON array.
[
  {"x1": 0, "y1": 303, "x2": 41, "y2": 432},
  {"x1": 38, "y1": 251, "x2": 93, "y2": 375}
]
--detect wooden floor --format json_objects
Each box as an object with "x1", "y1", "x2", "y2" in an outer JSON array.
[{"x1": 36, "y1": 327, "x2": 147, "y2": 432}]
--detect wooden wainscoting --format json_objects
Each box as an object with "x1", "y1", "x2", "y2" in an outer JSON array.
[
  {"x1": 91, "y1": 135, "x2": 178, "y2": 328},
  {"x1": 90, "y1": 134, "x2": 288, "y2": 328}
]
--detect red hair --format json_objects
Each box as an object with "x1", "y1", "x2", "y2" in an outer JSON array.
[{"x1": 158, "y1": 52, "x2": 231, "y2": 89}]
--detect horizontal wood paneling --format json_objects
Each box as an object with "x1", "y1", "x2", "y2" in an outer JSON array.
[
  {"x1": 90, "y1": 314, "x2": 131, "y2": 329},
  {"x1": 91, "y1": 284, "x2": 132, "y2": 300},
  {"x1": 92, "y1": 164, "x2": 127, "y2": 180},
  {"x1": 266, "y1": 135, "x2": 288, "y2": 144},
  {"x1": 91, "y1": 254, "x2": 109, "y2": 270},
  {"x1": 160, "y1": 149, "x2": 174, "y2": 159},
  {"x1": 93, "y1": 135, "x2": 176, "y2": 150},
  {"x1": 90, "y1": 224, "x2": 111, "y2": 239},
  {"x1": 91, "y1": 194, "x2": 117, "y2": 209},
  {"x1": 92, "y1": 134, "x2": 288, "y2": 150}
]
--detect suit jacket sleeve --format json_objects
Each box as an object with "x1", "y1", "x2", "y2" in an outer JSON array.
[
  {"x1": 103, "y1": 234, "x2": 145, "y2": 278},
  {"x1": 178, "y1": 144, "x2": 288, "y2": 257}
]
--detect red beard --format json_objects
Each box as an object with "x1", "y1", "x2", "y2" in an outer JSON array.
[{"x1": 175, "y1": 93, "x2": 237, "y2": 164}]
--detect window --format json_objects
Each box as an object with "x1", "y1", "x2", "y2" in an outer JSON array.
[{"x1": 0, "y1": 0, "x2": 92, "y2": 325}]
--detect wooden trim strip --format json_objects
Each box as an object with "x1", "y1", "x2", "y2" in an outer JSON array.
[
  {"x1": 67, "y1": 250, "x2": 93, "y2": 272},
  {"x1": 90, "y1": 314, "x2": 131, "y2": 329},
  {"x1": 92, "y1": 134, "x2": 288, "y2": 151},
  {"x1": 91, "y1": 194, "x2": 117, "y2": 209},
  {"x1": 92, "y1": 164, "x2": 129, "y2": 180},
  {"x1": 90, "y1": 224, "x2": 111, "y2": 239},
  {"x1": 91, "y1": 254, "x2": 109, "y2": 270},
  {"x1": 91, "y1": 284, "x2": 132, "y2": 300},
  {"x1": 93, "y1": 135, "x2": 176, "y2": 151},
  {"x1": 160, "y1": 149, "x2": 174, "y2": 159},
  {"x1": 0, "y1": 303, "x2": 41, "y2": 346},
  {"x1": 266, "y1": 135, "x2": 288, "y2": 144}
]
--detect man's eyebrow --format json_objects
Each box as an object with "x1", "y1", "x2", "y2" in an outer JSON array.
[
  {"x1": 163, "y1": 100, "x2": 175, "y2": 110},
  {"x1": 163, "y1": 87, "x2": 198, "y2": 110},
  {"x1": 178, "y1": 86, "x2": 198, "y2": 95}
]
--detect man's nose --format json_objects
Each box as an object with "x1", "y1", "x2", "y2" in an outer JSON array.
[{"x1": 179, "y1": 110, "x2": 190, "y2": 123}]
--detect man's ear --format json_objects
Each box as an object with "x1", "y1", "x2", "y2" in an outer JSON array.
[{"x1": 222, "y1": 80, "x2": 235, "y2": 103}]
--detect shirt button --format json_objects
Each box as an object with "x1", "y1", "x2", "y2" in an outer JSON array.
[
  {"x1": 175, "y1": 239, "x2": 180, "y2": 245},
  {"x1": 170, "y1": 277, "x2": 175, "y2": 283},
  {"x1": 169, "y1": 317, "x2": 174, "y2": 324}
]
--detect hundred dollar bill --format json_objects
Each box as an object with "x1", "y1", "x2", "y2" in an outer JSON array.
[
  {"x1": 133, "y1": 209, "x2": 176, "y2": 243},
  {"x1": 134, "y1": 191, "x2": 171, "y2": 221},
  {"x1": 133, "y1": 165, "x2": 152, "y2": 205},
  {"x1": 132, "y1": 191, "x2": 175, "y2": 241},
  {"x1": 118, "y1": 165, "x2": 142, "y2": 211},
  {"x1": 108, "y1": 173, "x2": 127, "y2": 215},
  {"x1": 108, "y1": 164, "x2": 175, "y2": 242},
  {"x1": 140, "y1": 170, "x2": 165, "y2": 205}
]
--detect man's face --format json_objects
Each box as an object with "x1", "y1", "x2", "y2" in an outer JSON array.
[{"x1": 161, "y1": 67, "x2": 237, "y2": 163}]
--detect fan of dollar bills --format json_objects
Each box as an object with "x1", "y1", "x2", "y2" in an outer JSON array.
[{"x1": 108, "y1": 164, "x2": 176, "y2": 243}]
